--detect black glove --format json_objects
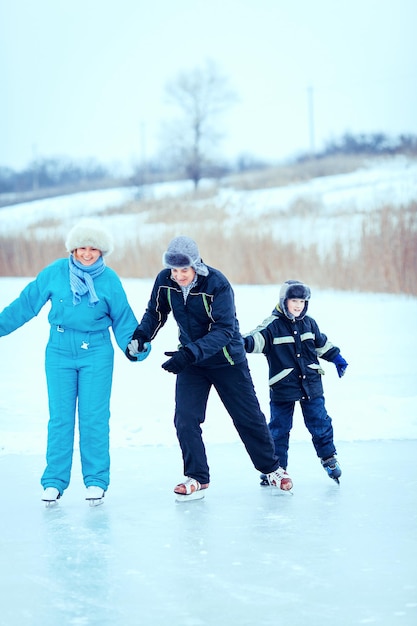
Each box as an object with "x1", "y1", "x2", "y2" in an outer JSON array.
[
  {"x1": 333, "y1": 353, "x2": 348, "y2": 378},
  {"x1": 162, "y1": 348, "x2": 194, "y2": 374},
  {"x1": 243, "y1": 335, "x2": 254, "y2": 353},
  {"x1": 132, "y1": 328, "x2": 147, "y2": 348}
]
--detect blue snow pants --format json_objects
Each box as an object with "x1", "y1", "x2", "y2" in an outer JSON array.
[
  {"x1": 41, "y1": 325, "x2": 114, "y2": 494},
  {"x1": 269, "y1": 396, "x2": 337, "y2": 469},
  {"x1": 174, "y1": 362, "x2": 280, "y2": 484}
]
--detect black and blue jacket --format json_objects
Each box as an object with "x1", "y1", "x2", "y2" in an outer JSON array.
[
  {"x1": 134, "y1": 267, "x2": 247, "y2": 368},
  {"x1": 244, "y1": 307, "x2": 340, "y2": 401}
]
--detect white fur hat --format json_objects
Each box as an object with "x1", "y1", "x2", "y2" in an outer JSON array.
[{"x1": 65, "y1": 219, "x2": 114, "y2": 256}]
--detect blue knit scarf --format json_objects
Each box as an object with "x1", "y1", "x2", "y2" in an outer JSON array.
[{"x1": 69, "y1": 255, "x2": 106, "y2": 306}]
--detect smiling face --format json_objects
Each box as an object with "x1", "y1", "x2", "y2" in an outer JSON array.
[
  {"x1": 286, "y1": 298, "x2": 306, "y2": 318},
  {"x1": 73, "y1": 246, "x2": 102, "y2": 266},
  {"x1": 170, "y1": 267, "x2": 196, "y2": 287}
]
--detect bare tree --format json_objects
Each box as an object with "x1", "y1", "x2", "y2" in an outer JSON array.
[{"x1": 162, "y1": 60, "x2": 237, "y2": 189}]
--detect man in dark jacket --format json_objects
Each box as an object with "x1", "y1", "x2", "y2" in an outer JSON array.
[
  {"x1": 243, "y1": 280, "x2": 348, "y2": 484},
  {"x1": 126, "y1": 236, "x2": 292, "y2": 499}
]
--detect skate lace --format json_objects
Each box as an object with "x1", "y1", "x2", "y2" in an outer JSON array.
[{"x1": 268, "y1": 467, "x2": 290, "y2": 483}]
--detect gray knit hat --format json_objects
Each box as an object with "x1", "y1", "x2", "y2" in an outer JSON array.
[
  {"x1": 278, "y1": 279, "x2": 311, "y2": 320},
  {"x1": 162, "y1": 236, "x2": 208, "y2": 276},
  {"x1": 65, "y1": 219, "x2": 114, "y2": 256}
]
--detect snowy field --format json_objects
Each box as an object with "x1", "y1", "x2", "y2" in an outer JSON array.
[
  {"x1": 0, "y1": 158, "x2": 417, "y2": 625},
  {"x1": 0, "y1": 279, "x2": 416, "y2": 626},
  {"x1": 1, "y1": 156, "x2": 417, "y2": 258}
]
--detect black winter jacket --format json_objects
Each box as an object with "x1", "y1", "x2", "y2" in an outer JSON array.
[
  {"x1": 134, "y1": 267, "x2": 247, "y2": 368},
  {"x1": 244, "y1": 308, "x2": 340, "y2": 401}
]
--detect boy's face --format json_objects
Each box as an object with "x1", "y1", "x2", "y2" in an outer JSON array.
[{"x1": 287, "y1": 298, "x2": 306, "y2": 317}]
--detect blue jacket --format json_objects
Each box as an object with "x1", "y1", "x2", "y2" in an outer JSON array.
[
  {"x1": 0, "y1": 258, "x2": 138, "y2": 352},
  {"x1": 244, "y1": 308, "x2": 340, "y2": 401},
  {"x1": 135, "y1": 267, "x2": 246, "y2": 368}
]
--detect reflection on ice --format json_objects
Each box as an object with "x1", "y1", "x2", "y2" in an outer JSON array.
[{"x1": 1, "y1": 441, "x2": 416, "y2": 625}]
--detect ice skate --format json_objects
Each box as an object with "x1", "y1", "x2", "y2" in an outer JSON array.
[
  {"x1": 321, "y1": 456, "x2": 341, "y2": 483},
  {"x1": 42, "y1": 487, "x2": 61, "y2": 507},
  {"x1": 174, "y1": 477, "x2": 209, "y2": 502},
  {"x1": 85, "y1": 486, "x2": 105, "y2": 506},
  {"x1": 259, "y1": 473, "x2": 269, "y2": 486},
  {"x1": 266, "y1": 467, "x2": 293, "y2": 491}
]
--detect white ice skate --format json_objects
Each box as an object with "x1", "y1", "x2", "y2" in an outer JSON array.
[
  {"x1": 266, "y1": 467, "x2": 293, "y2": 492},
  {"x1": 174, "y1": 477, "x2": 209, "y2": 502},
  {"x1": 42, "y1": 487, "x2": 61, "y2": 507},
  {"x1": 85, "y1": 486, "x2": 105, "y2": 507}
]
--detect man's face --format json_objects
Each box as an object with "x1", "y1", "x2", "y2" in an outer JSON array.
[{"x1": 171, "y1": 267, "x2": 196, "y2": 286}]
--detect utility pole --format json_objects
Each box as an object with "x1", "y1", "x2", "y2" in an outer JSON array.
[
  {"x1": 140, "y1": 121, "x2": 147, "y2": 186},
  {"x1": 307, "y1": 85, "x2": 315, "y2": 156},
  {"x1": 32, "y1": 143, "x2": 39, "y2": 190}
]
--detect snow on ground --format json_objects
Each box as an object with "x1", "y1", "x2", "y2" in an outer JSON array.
[
  {"x1": 217, "y1": 156, "x2": 417, "y2": 217},
  {"x1": 1, "y1": 156, "x2": 416, "y2": 257}
]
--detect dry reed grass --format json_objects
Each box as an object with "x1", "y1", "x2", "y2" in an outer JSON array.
[{"x1": 1, "y1": 199, "x2": 416, "y2": 295}]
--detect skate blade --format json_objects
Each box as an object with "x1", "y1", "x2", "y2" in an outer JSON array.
[
  {"x1": 266, "y1": 486, "x2": 294, "y2": 496},
  {"x1": 272, "y1": 487, "x2": 294, "y2": 498},
  {"x1": 87, "y1": 498, "x2": 105, "y2": 507},
  {"x1": 175, "y1": 491, "x2": 206, "y2": 502},
  {"x1": 43, "y1": 500, "x2": 59, "y2": 508}
]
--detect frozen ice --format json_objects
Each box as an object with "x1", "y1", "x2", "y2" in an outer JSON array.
[{"x1": 1, "y1": 441, "x2": 416, "y2": 626}]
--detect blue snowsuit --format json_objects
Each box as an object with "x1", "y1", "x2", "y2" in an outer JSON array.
[
  {"x1": 132, "y1": 267, "x2": 280, "y2": 484},
  {"x1": 0, "y1": 258, "x2": 138, "y2": 494}
]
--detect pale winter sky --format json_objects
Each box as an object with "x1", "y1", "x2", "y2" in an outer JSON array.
[{"x1": 1, "y1": 0, "x2": 416, "y2": 172}]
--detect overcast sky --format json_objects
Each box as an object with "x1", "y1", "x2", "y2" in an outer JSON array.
[{"x1": 1, "y1": 0, "x2": 416, "y2": 172}]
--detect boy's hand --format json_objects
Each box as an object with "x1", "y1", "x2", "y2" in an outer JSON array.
[{"x1": 333, "y1": 354, "x2": 348, "y2": 378}]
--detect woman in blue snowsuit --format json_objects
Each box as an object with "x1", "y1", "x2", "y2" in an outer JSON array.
[
  {"x1": 0, "y1": 220, "x2": 143, "y2": 505},
  {"x1": 243, "y1": 280, "x2": 348, "y2": 484},
  {"x1": 126, "y1": 236, "x2": 292, "y2": 498}
]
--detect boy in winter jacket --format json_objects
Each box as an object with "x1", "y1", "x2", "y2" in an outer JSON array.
[
  {"x1": 243, "y1": 280, "x2": 348, "y2": 484},
  {"x1": 126, "y1": 236, "x2": 292, "y2": 498}
]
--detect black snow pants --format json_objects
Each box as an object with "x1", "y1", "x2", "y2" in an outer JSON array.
[{"x1": 173, "y1": 361, "x2": 280, "y2": 484}]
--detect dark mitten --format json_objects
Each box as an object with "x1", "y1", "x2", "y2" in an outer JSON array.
[
  {"x1": 333, "y1": 353, "x2": 348, "y2": 378},
  {"x1": 162, "y1": 348, "x2": 194, "y2": 374},
  {"x1": 243, "y1": 335, "x2": 254, "y2": 353},
  {"x1": 132, "y1": 329, "x2": 147, "y2": 350}
]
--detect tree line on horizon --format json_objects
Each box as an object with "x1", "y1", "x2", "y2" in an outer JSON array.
[
  {"x1": 1, "y1": 131, "x2": 416, "y2": 197},
  {"x1": 2, "y1": 60, "x2": 417, "y2": 195}
]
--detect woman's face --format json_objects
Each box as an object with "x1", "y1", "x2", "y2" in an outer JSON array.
[{"x1": 73, "y1": 247, "x2": 102, "y2": 266}]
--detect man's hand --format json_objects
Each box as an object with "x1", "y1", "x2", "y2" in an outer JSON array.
[{"x1": 161, "y1": 348, "x2": 194, "y2": 374}]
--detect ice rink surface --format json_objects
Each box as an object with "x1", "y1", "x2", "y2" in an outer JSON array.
[{"x1": 1, "y1": 440, "x2": 416, "y2": 626}]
